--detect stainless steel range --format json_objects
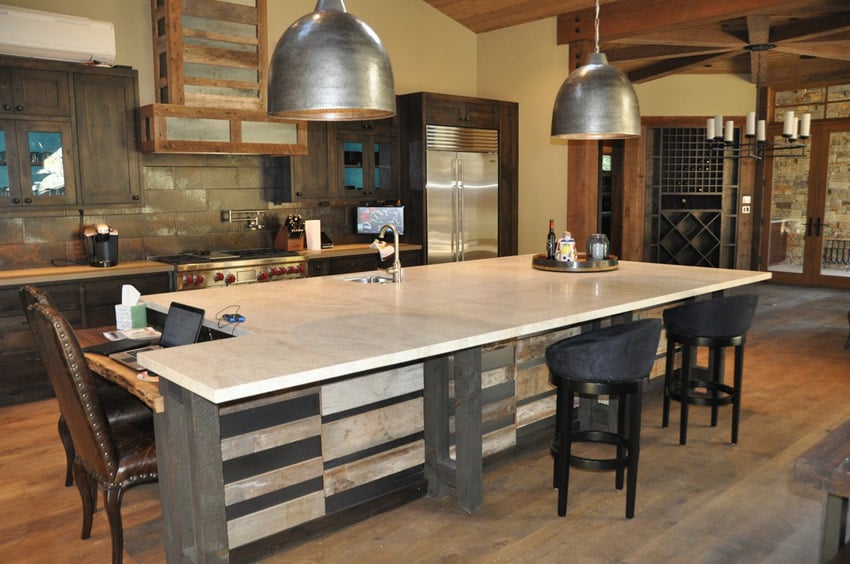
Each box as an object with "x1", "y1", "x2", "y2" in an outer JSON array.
[{"x1": 150, "y1": 249, "x2": 307, "y2": 291}]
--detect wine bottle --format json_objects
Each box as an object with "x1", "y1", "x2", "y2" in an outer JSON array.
[{"x1": 546, "y1": 219, "x2": 556, "y2": 260}]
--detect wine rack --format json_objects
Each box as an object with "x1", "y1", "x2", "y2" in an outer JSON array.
[{"x1": 647, "y1": 127, "x2": 739, "y2": 268}]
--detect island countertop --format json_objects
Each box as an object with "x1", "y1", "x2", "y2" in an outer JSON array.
[{"x1": 137, "y1": 255, "x2": 771, "y2": 404}]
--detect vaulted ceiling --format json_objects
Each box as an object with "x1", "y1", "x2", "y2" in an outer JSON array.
[{"x1": 422, "y1": 0, "x2": 850, "y2": 88}]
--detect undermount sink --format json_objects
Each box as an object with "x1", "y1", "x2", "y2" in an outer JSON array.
[{"x1": 343, "y1": 275, "x2": 394, "y2": 284}]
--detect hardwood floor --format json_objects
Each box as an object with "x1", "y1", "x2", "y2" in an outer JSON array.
[{"x1": 2, "y1": 282, "x2": 848, "y2": 563}]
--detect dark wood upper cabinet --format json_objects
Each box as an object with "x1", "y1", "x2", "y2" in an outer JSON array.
[
  {"x1": 0, "y1": 55, "x2": 143, "y2": 210},
  {"x1": 74, "y1": 69, "x2": 141, "y2": 205}
]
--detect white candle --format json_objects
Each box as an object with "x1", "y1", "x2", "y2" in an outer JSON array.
[
  {"x1": 800, "y1": 113, "x2": 811, "y2": 138},
  {"x1": 746, "y1": 112, "x2": 756, "y2": 137},
  {"x1": 791, "y1": 117, "x2": 800, "y2": 140},
  {"x1": 783, "y1": 111, "x2": 795, "y2": 136},
  {"x1": 725, "y1": 120, "x2": 734, "y2": 143},
  {"x1": 757, "y1": 120, "x2": 766, "y2": 142},
  {"x1": 714, "y1": 115, "x2": 723, "y2": 139},
  {"x1": 706, "y1": 118, "x2": 715, "y2": 140}
]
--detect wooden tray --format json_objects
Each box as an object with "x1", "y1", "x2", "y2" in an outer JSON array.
[{"x1": 531, "y1": 253, "x2": 619, "y2": 272}]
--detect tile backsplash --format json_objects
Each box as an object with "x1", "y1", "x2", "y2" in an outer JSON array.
[{"x1": 0, "y1": 153, "x2": 374, "y2": 270}]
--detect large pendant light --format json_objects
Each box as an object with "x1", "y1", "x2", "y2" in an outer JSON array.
[
  {"x1": 551, "y1": 0, "x2": 640, "y2": 139},
  {"x1": 268, "y1": 0, "x2": 396, "y2": 121}
]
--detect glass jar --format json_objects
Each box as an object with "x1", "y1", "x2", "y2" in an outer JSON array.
[{"x1": 586, "y1": 233, "x2": 609, "y2": 261}]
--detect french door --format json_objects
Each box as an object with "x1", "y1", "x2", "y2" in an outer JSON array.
[{"x1": 762, "y1": 119, "x2": 850, "y2": 288}]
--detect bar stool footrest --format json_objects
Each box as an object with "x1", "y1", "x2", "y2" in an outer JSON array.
[{"x1": 569, "y1": 429, "x2": 630, "y2": 472}]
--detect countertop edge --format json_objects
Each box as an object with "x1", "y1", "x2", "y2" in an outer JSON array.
[{"x1": 0, "y1": 260, "x2": 175, "y2": 288}]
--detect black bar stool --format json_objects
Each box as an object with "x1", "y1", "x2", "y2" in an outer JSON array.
[
  {"x1": 662, "y1": 294, "x2": 759, "y2": 445},
  {"x1": 546, "y1": 319, "x2": 662, "y2": 519}
]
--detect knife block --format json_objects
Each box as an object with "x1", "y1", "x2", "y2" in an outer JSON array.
[{"x1": 274, "y1": 228, "x2": 304, "y2": 251}]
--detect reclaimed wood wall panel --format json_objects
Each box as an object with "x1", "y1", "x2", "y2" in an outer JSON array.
[
  {"x1": 151, "y1": 0, "x2": 267, "y2": 110},
  {"x1": 218, "y1": 386, "x2": 324, "y2": 550}
]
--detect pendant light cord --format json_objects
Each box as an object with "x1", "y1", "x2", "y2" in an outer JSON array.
[{"x1": 594, "y1": 0, "x2": 600, "y2": 53}]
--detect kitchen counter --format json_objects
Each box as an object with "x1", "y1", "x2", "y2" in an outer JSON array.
[
  {"x1": 0, "y1": 260, "x2": 174, "y2": 288},
  {"x1": 138, "y1": 255, "x2": 770, "y2": 404},
  {"x1": 138, "y1": 255, "x2": 771, "y2": 561}
]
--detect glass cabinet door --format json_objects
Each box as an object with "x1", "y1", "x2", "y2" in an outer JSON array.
[
  {"x1": 373, "y1": 138, "x2": 393, "y2": 194},
  {"x1": 342, "y1": 141, "x2": 364, "y2": 193},
  {"x1": 0, "y1": 127, "x2": 10, "y2": 201},
  {"x1": 5, "y1": 120, "x2": 77, "y2": 206}
]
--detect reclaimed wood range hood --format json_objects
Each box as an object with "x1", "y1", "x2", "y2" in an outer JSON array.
[{"x1": 138, "y1": 0, "x2": 306, "y2": 155}]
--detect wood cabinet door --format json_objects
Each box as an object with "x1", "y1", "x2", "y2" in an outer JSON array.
[
  {"x1": 291, "y1": 121, "x2": 333, "y2": 200},
  {"x1": 4, "y1": 67, "x2": 71, "y2": 117},
  {"x1": 424, "y1": 94, "x2": 499, "y2": 129},
  {"x1": 0, "y1": 119, "x2": 77, "y2": 208},
  {"x1": 74, "y1": 72, "x2": 142, "y2": 205}
]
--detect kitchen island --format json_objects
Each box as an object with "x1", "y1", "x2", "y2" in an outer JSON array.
[{"x1": 136, "y1": 255, "x2": 770, "y2": 562}]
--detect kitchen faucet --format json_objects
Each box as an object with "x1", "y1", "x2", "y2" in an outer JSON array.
[{"x1": 378, "y1": 224, "x2": 402, "y2": 283}]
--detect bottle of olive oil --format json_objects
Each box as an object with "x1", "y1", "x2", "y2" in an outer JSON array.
[{"x1": 546, "y1": 219, "x2": 556, "y2": 260}]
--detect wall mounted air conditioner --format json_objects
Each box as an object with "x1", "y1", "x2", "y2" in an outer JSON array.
[{"x1": 0, "y1": 4, "x2": 115, "y2": 65}]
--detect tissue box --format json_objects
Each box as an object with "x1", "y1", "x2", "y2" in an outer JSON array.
[{"x1": 115, "y1": 304, "x2": 147, "y2": 330}]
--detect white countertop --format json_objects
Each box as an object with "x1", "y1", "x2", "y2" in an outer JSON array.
[{"x1": 137, "y1": 255, "x2": 771, "y2": 404}]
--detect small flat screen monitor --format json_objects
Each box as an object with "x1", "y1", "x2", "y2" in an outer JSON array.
[{"x1": 357, "y1": 206, "x2": 404, "y2": 235}]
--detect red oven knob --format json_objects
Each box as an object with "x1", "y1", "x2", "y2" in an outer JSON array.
[
  {"x1": 294, "y1": 264, "x2": 304, "y2": 274},
  {"x1": 214, "y1": 272, "x2": 224, "y2": 282},
  {"x1": 257, "y1": 271, "x2": 269, "y2": 281},
  {"x1": 225, "y1": 273, "x2": 236, "y2": 285},
  {"x1": 271, "y1": 267, "x2": 281, "y2": 276},
  {"x1": 182, "y1": 274, "x2": 192, "y2": 285},
  {"x1": 194, "y1": 274, "x2": 204, "y2": 284}
]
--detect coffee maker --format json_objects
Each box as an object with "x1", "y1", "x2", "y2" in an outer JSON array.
[{"x1": 83, "y1": 224, "x2": 119, "y2": 267}]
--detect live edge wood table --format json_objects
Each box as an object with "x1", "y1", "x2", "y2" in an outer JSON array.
[
  {"x1": 795, "y1": 419, "x2": 850, "y2": 563},
  {"x1": 129, "y1": 255, "x2": 770, "y2": 563}
]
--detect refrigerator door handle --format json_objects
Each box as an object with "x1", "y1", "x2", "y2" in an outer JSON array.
[{"x1": 457, "y1": 158, "x2": 464, "y2": 261}]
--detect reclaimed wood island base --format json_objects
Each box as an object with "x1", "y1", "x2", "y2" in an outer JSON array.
[{"x1": 135, "y1": 255, "x2": 771, "y2": 562}]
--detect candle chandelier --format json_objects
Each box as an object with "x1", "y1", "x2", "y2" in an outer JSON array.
[{"x1": 707, "y1": 44, "x2": 809, "y2": 160}]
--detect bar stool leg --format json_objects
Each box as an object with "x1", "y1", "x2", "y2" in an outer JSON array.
[
  {"x1": 731, "y1": 344, "x2": 745, "y2": 444},
  {"x1": 557, "y1": 384, "x2": 575, "y2": 517},
  {"x1": 679, "y1": 344, "x2": 693, "y2": 445},
  {"x1": 662, "y1": 337, "x2": 674, "y2": 428},
  {"x1": 615, "y1": 392, "x2": 627, "y2": 490},
  {"x1": 625, "y1": 386, "x2": 642, "y2": 519},
  {"x1": 552, "y1": 385, "x2": 563, "y2": 489},
  {"x1": 709, "y1": 346, "x2": 725, "y2": 427}
]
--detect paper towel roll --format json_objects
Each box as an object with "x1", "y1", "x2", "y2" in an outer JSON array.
[{"x1": 305, "y1": 219, "x2": 321, "y2": 250}]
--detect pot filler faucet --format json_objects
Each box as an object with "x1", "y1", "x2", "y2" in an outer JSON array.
[{"x1": 378, "y1": 224, "x2": 402, "y2": 283}]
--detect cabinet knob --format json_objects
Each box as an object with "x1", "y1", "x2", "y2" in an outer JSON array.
[
  {"x1": 12, "y1": 197, "x2": 20, "y2": 204},
  {"x1": 296, "y1": 192, "x2": 303, "y2": 197},
  {"x1": 2, "y1": 104, "x2": 10, "y2": 111},
  {"x1": 132, "y1": 194, "x2": 140, "y2": 201},
  {"x1": 15, "y1": 105, "x2": 23, "y2": 112},
  {"x1": 24, "y1": 197, "x2": 32, "y2": 204}
]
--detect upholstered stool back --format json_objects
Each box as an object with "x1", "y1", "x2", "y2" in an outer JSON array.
[{"x1": 663, "y1": 294, "x2": 758, "y2": 340}]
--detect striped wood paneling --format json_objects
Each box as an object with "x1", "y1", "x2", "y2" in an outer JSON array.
[{"x1": 219, "y1": 386, "x2": 323, "y2": 549}]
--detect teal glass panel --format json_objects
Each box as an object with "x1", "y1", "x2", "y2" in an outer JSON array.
[{"x1": 29, "y1": 130, "x2": 65, "y2": 197}]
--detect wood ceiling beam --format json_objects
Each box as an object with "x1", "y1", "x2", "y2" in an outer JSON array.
[
  {"x1": 604, "y1": 45, "x2": 734, "y2": 65},
  {"x1": 747, "y1": 16, "x2": 771, "y2": 84},
  {"x1": 557, "y1": 0, "x2": 836, "y2": 43},
  {"x1": 777, "y1": 40, "x2": 850, "y2": 62},
  {"x1": 625, "y1": 51, "x2": 739, "y2": 83},
  {"x1": 769, "y1": 12, "x2": 850, "y2": 43}
]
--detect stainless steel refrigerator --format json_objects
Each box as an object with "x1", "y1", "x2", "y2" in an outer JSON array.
[{"x1": 425, "y1": 125, "x2": 499, "y2": 264}]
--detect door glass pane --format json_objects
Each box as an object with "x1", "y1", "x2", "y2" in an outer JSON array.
[
  {"x1": 820, "y1": 130, "x2": 850, "y2": 278},
  {"x1": 374, "y1": 141, "x2": 392, "y2": 191},
  {"x1": 28, "y1": 131, "x2": 65, "y2": 198},
  {"x1": 768, "y1": 134, "x2": 810, "y2": 274},
  {"x1": 0, "y1": 129, "x2": 8, "y2": 199},
  {"x1": 342, "y1": 141, "x2": 363, "y2": 191}
]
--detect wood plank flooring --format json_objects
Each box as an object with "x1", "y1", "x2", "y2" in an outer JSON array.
[{"x1": 2, "y1": 281, "x2": 849, "y2": 563}]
